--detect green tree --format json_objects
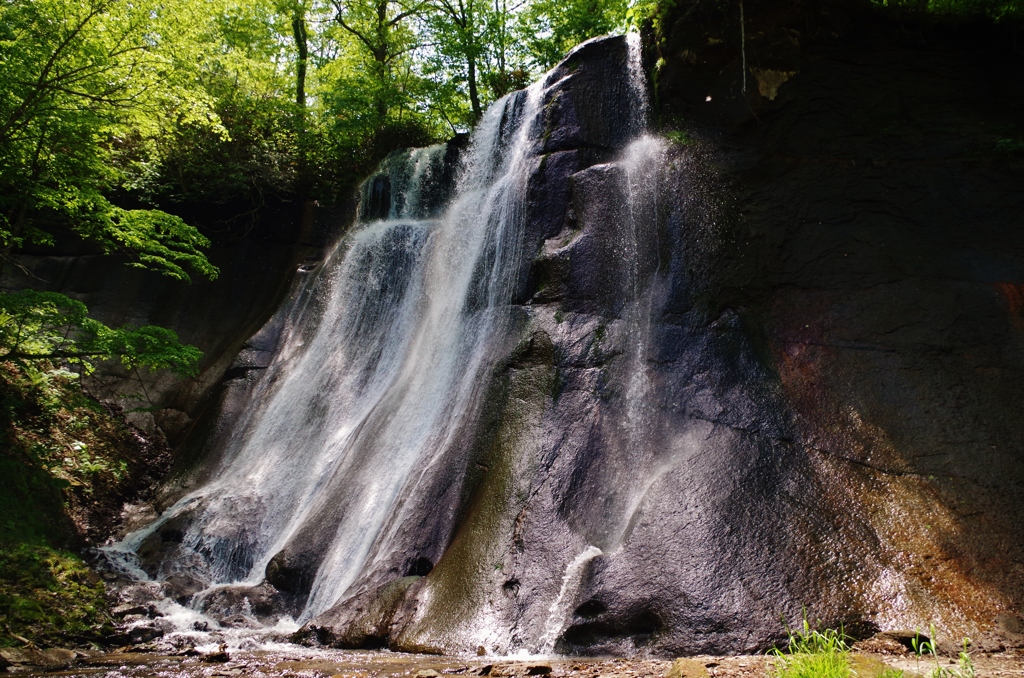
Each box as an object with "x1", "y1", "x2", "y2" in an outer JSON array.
[
  {"x1": 482, "y1": 0, "x2": 532, "y2": 99},
  {"x1": 330, "y1": 0, "x2": 423, "y2": 123},
  {"x1": 314, "y1": 0, "x2": 437, "y2": 187},
  {"x1": 425, "y1": 0, "x2": 490, "y2": 120},
  {"x1": 516, "y1": 0, "x2": 628, "y2": 70},
  {"x1": 133, "y1": 0, "x2": 301, "y2": 204},
  {"x1": 0, "y1": 0, "x2": 221, "y2": 385},
  {"x1": 0, "y1": 0, "x2": 221, "y2": 281},
  {"x1": 0, "y1": 291, "x2": 201, "y2": 376}
]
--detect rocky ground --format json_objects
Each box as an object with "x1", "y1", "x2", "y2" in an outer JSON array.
[{"x1": 2, "y1": 645, "x2": 1024, "y2": 677}]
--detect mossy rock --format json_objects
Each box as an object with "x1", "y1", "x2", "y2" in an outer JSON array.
[{"x1": 665, "y1": 658, "x2": 708, "y2": 678}]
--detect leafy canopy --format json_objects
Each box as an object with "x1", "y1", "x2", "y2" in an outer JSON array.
[
  {"x1": 0, "y1": 291, "x2": 202, "y2": 377},
  {"x1": 0, "y1": 0, "x2": 224, "y2": 281}
]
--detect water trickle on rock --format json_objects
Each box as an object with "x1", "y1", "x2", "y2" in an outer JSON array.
[{"x1": 537, "y1": 545, "x2": 603, "y2": 653}]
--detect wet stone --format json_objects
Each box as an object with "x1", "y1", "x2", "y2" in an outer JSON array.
[
  {"x1": 200, "y1": 645, "x2": 231, "y2": 663},
  {"x1": 490, "y1": 664, "x2": 553, "y2": 677},
  {"x1": 219, "y1": 614, "x2": 259, "y2": 629},
  {"x1": 854, "y1": 634, "x2": 912, "y2": 655},
  {"x1": 0, "y1": 647, "x2": 77, "y2": 671},
  {"x1": 129, "y1": 624, "x2": 165, "y2": 644},
  {"x1": 113, "y1": 604, "x2": 151, "y2": 617}
]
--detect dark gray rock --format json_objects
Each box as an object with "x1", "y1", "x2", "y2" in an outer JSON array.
[
  {"x1": 301, "y1": 576, "x2": 422, "y2": 648},
  {"x1": 265, "y1": 549, "x2": 318, "y2": 599},
  {"x1": 541, "y1": 37, "x2": 643, "y2": 153},
  {"x1": 197, "y1": 582, "x2": 297, "y2": 625},
  {"x1": 161, "y1": 574, "x2": 205, "y2": 605},
  {"x1": 129, "y1": 624, "x2": 164, "y2": 644}
]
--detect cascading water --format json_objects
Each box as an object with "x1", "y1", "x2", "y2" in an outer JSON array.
[
  {"x1": 537, "y1": 546, "x2": 604, "y2": 653},
  {"x1": 104, "y1": 33, "x2": 663, "y2": 653}
]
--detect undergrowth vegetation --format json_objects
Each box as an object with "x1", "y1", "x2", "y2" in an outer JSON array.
[
  {"x1": 0, "y1": 361, "x2": 168, "y2": 647},
  {"x1": 0, "y1": 545, "x2": 113, "y2": 648},
  {"x1": 768, "y1": 619, "x2": 977, "y2": 678}
]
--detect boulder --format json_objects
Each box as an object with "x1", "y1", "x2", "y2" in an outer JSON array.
[
  {"x1": 540, "y1": 36, "x2": 643, "y2": 154},
  {"x1": 299, "y1": 576, "x2": 422, "y2": 648}
]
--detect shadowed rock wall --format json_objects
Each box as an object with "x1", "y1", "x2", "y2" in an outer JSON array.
[{"x1": 651, "y1": 2, "x2": 1024, "y2": 652}]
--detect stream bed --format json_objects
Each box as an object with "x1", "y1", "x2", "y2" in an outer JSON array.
[{"x1": 5, "y1": 647, "x2": 1024, "y2": 678}]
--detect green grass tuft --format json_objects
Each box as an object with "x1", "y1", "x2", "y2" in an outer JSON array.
[
  {"x1": 769, "y1": 619, "x2": 851, "y2": 678},
  {"x1": 913, "y1": 627, "x2": 976, "y2": 678}
]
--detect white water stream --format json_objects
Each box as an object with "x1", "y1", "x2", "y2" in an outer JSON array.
[{"x1": 537, "y1": 546, "x2": 604, "y2": 653}]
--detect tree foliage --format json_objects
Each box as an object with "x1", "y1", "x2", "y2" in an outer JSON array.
[
  {"x1": 519, "y1": 0, "x2": 629, "y2": 69},
  {"x1": 871, "y1": 0, "x2": 1022, "y2": 20},
  {"x1": 0, "y1": 291, "x2": 202, "y2": 377},
  {"x1": 2, "y1": 0, "x2": 637, "y2": 217},
  {"x1": 0, "y1": 0, "x2": 222, "y2": 280}
]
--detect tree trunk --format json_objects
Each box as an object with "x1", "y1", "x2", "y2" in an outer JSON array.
[
  {"x1": 292, "y1": 12, "x2": 308, "y2": 111},
  {"x1": 467, "y1": 55, "x2": 482, "y2": 121},
  {"x1": 292, "y1": 8, "x2": 309, "y2": 192},
  {"x1": 374, "y1": 0, "x2": 390, "y2": 123},
  {"x1": 1, "y1": 203, "x2": 29, "y2": 277}
]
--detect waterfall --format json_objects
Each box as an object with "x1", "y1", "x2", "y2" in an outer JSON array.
[
  {"x1": 104, "y1": 33, "x2": 655, "y2": 649},
  {"x1": 106, "y1": 75, "x2": 546, "y2": 626}
]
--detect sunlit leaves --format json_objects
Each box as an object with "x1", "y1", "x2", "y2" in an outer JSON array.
[
  {"x1": 0, "y1": 0, "x2": 220, "y2": 281},
  {"x1": 0, "y1": 291, "x2": 202, "y2": 376},
  {"x1": 518, "y1": 0, "x2": 629, "y2": 70}
]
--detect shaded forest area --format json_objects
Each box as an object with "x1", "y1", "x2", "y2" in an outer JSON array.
[{"x1": 1, "y1": 0, "x2": 1022, "y2": 649}]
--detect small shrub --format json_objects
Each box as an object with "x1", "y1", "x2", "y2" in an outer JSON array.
[
  {"x1": 996, "y1": 137, "x2": 1024, "y2": 157},
  {"x1": 664, "y1": 130, "x2": 694, "y2": 146}
]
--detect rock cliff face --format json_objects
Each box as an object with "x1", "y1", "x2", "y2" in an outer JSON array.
[
  {"x1": 106, "y1": 17, "x2": 1023, "y2": 657},
  {"x1": 651, "y1": 3, "x2": 1024, "y2": 652}
]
